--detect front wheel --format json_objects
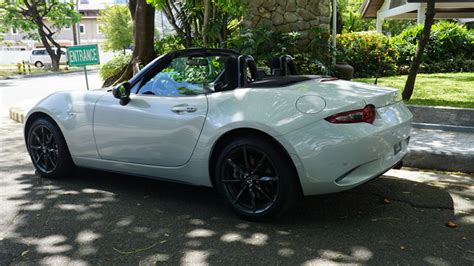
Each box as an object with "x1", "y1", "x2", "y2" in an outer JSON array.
[
  {"x1": 214, "y1": 136, "x2": 300, "y2": 220},
  {"x1": 34, "y1": 61, "x2": 44, "y2": 68},
  {"x1": 27, "y1": 118, "x2": 74, "y2": 178}
]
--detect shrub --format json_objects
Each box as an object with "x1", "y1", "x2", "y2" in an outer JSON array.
[
  {"x1": 337, "y1": 31, "x2": 399, "y2": 78},
  {"x1": 99, "y1": 53, "x2": 131, "y2": 81},
  {"x1": 392, "y1": 21, "x2": 474, "y2": 73},
  {"x1": 154, "y1": 35, "x2": 185, "y2": 55}
]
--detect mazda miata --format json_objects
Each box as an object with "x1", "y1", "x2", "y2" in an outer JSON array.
[{"x1": 24, "y1": 48, "x2": 412, "y2": 219}]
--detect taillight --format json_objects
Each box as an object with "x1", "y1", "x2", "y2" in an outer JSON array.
[{"x1": 325, "y1": 105, "x2": 376, "y2": 124}]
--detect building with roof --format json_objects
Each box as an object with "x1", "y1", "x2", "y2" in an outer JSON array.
[
  {"x1": 0, "y1": 0, "x2": 116, "y2": 51},
  {"x1": 359, "y1": 0, "x2": 474, "y2": 32}
]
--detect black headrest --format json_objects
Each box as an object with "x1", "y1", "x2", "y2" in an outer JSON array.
[
  {"x1": 223, "y1": 56, "x2": 239, "y2": 91},
  {"x1": 246, "y1": 57, "x2": 258, "y2": 81},
  {"x1": 286, "y1": 58, "x2": 298, "y2": 75},
  {"x1": 269, "y1": 56, "x2": 282, "y2": 75},
  {"x1": 269, "y1": 55, "x2": 298, "y2": 76}
]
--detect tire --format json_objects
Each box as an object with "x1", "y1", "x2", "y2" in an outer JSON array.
[
  {"x1": 214, "y1": 136, "x2": 300, "y2": 220},
  {"x1": 34, "y1": 61, "x2": 44, "y2": 68},
  {"x1": 27, "y1": 118, "x2": 74, "y2": 178}
]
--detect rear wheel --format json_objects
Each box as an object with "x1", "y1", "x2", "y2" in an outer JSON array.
[
  {"x1": 27, "y1": 118, "x2": 74, "y2": 178},
  {"x1": 215, "y1": 136, "x2": 300, "y2": 220}
]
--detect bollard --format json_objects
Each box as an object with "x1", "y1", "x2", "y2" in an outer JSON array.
[
  {"x1": 22, "y1": 61, "x2": 26, "y2": 75},
  {"x1": 28, "y1": 64, "x2": 31, "y2": 74},
  {"x1": 17, "y1": 62, "x2": 22, "y2": 74}
]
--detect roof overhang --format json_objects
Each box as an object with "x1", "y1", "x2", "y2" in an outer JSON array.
[
  {"x1": 360, "y1": 0, "x2": 385, "y2": 18},
  {"x1": 360, "y1": 0, "x2": 474, "y2": 19}
]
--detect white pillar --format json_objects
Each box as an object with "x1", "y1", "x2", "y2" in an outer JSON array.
[
  {"x1": 376, "y1": 16, "x2": 384, "y2": 33},
  {"x1": 417, "y1": 6, "x2": 426, "y2": 24}
]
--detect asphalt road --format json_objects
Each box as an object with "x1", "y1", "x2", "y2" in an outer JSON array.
[
  {"x1": 1, "y1": 74, "x2": 473, "y2": 265},
  {"x1": 0, "y1": 71, "x2": 101, "y2": 115}
]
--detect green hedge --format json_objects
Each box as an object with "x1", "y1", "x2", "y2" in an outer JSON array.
[
  {"x1": 99, "y1": 53, "x2": 131, "y2": 81},
  {"x1": 391, "y1": 21, "x2": 474, "y2": 74},
  {"x1": 336, "y1": 22, "x2": 474, "y2": 77},
  {"x1": 337, "y1": 32, "x2": 399, "y2": 78}
]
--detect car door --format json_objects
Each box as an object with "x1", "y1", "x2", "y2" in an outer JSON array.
[
  {"x1": 93, "y1": 55, "x2": 225, "y2": 167},
  {"x1": 93, "y1": 93, "x2": 207, "y2": 167}
]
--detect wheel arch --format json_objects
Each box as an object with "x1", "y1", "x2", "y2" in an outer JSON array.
[
  {"x1": 208, "y1": 127, "x2": 302, "y2": 191},
  {"x1": 24, "y1": 112, "x2": 62, "y2": 145}
]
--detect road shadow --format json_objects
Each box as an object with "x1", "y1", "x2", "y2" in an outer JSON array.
[
  {"x1": 0, "y1": 80, "x2": 15, "y2": 87},
  {"x1": 2, "y1": 167, "x2": 473, "y2": 265}
]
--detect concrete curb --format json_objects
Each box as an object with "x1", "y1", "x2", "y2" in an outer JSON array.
[
  {"x1": 8, "y1": 98, "x2": 42, "y2": 124},
  {"x1": 404, "y1": 149, "x2": 474, "y2": 173},
  {"x1": 407, "y1": 104, "x2": 474, "y2": 127},
  {"x1": 412, "y1": 122, "x2": 474, "y2": 133},
  {"x1": 9, "y1": 107, "x2": 26, "y2": 124}
]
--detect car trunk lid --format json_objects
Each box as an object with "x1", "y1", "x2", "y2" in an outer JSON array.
[{"x1": 315, "y1": 79, "x2": 400, "y2": 108}]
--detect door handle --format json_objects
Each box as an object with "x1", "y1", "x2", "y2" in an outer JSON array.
[{"x1": 171, "y1": 104, "x2": 197, "y2": 114}]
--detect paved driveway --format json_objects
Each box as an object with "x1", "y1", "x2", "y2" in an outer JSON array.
[
  {"x1": 1, "y1": 115, "x2": 473, "y2": 265},
  {"x1": 0, "y1": 71, "x2": 101, "y2": 115}
]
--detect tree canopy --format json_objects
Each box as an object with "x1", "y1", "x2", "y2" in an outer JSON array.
[
  {"x1": 98, "y1": 4, "x2": 133, "y2": 53},
  {"x1": 147, "y1": 0, "x2": 245, "y2": 47},
  {"x1": 0, "y1": 0, "x2": 79, "y2": 70}
]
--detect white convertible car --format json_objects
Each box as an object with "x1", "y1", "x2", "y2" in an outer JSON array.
[{"x1": 25, "y1": 48, "x2": 412, "y2": 219}]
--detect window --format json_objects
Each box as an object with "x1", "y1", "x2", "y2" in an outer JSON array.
[
  {"x1": 32, "y1": 49, "x2": 47, "y2": 56},
  {"x1": 139, "y1": 56, "x2": 227, "y2": 97},
  {"x1": 80, "y1": 0, "x2": 89, "y2": 4},
  {"x1": 79, "y1": 24, "x2": 85, "y2": 34},
  {"x1": 11, "y1": 28, "x2": 18, "y2": 35}
]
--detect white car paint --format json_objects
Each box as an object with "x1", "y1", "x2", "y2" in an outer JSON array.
[{"x1": 24, "y1": 77, "x2": 412, "y2": 195}]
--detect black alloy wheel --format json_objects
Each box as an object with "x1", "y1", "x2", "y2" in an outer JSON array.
[
  {"x1": 215, "y1": 136, "x2": 300, "y2": 220},
  {"x1": 27, "y1": 118, "x2": 74, "y2": 178},
  {"x1": 29, "y1": 125, "x2": 59, "y2": 173}
]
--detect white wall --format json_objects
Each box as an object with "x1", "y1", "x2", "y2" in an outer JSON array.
[{"x1": 0, "y1": 51, "x2": 30, "y2": 64}]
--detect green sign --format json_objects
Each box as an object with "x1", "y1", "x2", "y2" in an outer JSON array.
[{"x1": 67, "y1": 44, "x2": 100, "y2": 66}]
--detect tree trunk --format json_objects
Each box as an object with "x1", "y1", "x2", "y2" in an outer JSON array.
[
  {"x1": 131, "y1": 0, "x2": 156, "y2": 66},
  {"x1": 30, "y1": 7, "x2": 62, "y2": 71},
  {"x1": 36, "y1": 23, "x2": 61, "y2": 71},
  {"x1": 103, "y1": 0, "x2": 157, "y2": 87},
  {"x1": 202, "y1": 0, "x2": 210, "y2": 46},
  {"x1": 402, "y1": 0, "x2": 436, "y2": 100}
]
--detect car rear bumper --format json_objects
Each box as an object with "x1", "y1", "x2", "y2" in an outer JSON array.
[{"x1": 280, "y1": 102, "x2": 413, "y2": 196}]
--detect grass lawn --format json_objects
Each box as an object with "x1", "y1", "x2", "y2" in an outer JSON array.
[
  {"x1": 0, "y1": 67, "x2": 48, "y2": 76},
  {"x1": 355, "y1": 72, "x2": 474, "y2": 109}
]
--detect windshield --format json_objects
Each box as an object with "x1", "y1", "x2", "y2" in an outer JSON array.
[{"x1": 139, "y1": 55, "x2": 227, "y2": 97}]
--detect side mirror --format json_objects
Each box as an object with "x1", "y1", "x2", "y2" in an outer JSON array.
[{"x1": 112, "y1": 82, "x2": 131, "y2": 106}]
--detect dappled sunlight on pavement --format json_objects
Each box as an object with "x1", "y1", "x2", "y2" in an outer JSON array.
[
  {"x1": 1, "y1": 116, "x2": 473, "y2": 264},
  {"x1": 388, "y1": 169, "x2": 474, "y2": 224}
]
